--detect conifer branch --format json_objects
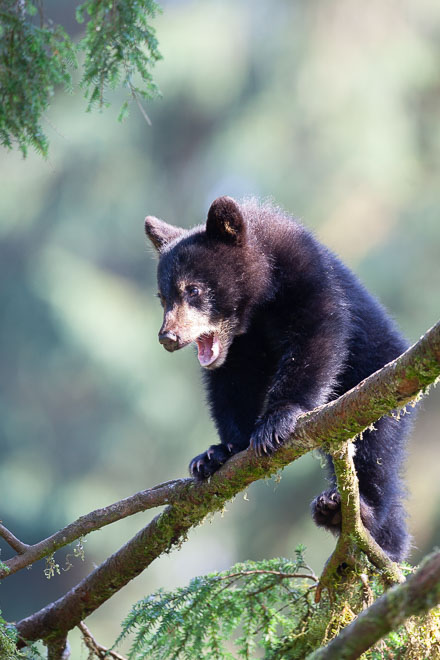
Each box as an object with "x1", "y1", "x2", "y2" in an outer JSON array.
[{"x1": 12, "y1": 320, "x2": 440, "y2": 647}]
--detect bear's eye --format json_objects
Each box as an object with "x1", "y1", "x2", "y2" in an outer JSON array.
[
  {"x1": 156, "y1": 292, "x2": 166, "y2": 307},
  {"x1": 187, "y1": 285, "x2": 201, "y2": 299}
]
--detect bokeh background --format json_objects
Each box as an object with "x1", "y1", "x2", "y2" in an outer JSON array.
[{"x1": 1, "y1": 0, "x2": 440, "y2": 655}]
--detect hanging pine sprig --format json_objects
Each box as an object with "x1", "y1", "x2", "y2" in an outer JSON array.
[{"x1": 0, "y1": 0, "x2": 162, "y2": 156}]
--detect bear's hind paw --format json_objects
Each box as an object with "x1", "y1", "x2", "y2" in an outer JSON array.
[{"x1": 311, "y1": 489, "x2": 342, "y2": 529}]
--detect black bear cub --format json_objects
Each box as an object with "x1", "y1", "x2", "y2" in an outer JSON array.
[{"x1": 145, "y1": 196, "x2": 411, "y2": 561}]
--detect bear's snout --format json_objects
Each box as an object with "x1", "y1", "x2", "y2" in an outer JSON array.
[{"x1": 158, "y1": 330, "x2": 179, "y2": 351}]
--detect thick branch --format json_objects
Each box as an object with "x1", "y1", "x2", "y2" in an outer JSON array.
[
  {"x1": 308, "y1": 550, "x2": 440, "y2": 660},
  {"x1": 14, "y1": 320, "x2": 440, "y2": 645}
]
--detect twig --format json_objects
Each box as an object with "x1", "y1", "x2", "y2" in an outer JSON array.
[
  {"x1": 129, "y1": 82, "x2": 152, "y2": 125},
  {"x1": 0, "y1": 523, "x2": 29, "y2": 554},
  {"x1": 217, "y1": 569, "x2": 318, "y2": 582},
  {"x1": 13, "y1": 320, "x2": 440, "y2": 646},
  {"x1": 78, "y1": 622, "x2": 127, "y2": 660},
  {"x1": 307, "y1": 550, "x2": 440, "y2": 660}
]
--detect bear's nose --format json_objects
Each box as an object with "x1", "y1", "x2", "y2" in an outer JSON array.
[{"x1": 158, "y1": 330, "x2": 179, "y2": 351}]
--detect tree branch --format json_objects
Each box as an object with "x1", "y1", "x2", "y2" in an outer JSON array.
[
  {"x1": 315, "y1": 441, "x2": 404, "y2": 603},
  {"x1": 78, "y1": 622, "x2": 127, "y2": 660},
  {"x1": 14, "y1": 320, "x2": 440, "y2": 646},
  {"x1": 6, "y1": 320, "x2": 439, "y2": 582},
  {"x1": 0, "y1": 524, "x2": 29, "y2": 554},
  {"x1": 46, "y1": 637, "x2": 70, "y2": 660},
  {"x1": 0, "y1": 479, "x2": 187, "y2": 579},
  {"x1": 308, "y1": 550, "x2": 440, "y2": 660}
]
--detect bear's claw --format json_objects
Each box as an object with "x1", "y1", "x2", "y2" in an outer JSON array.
[
  {"x1": 311, "y1": 489, "x2": 342, "y2": 528},
  {"x1": 189, "y1": 443, "x2": 232, "y2": 480}
]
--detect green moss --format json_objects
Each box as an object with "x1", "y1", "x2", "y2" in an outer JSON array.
[
  {"x1": 0, "y1": 612, "x2": 30, "y2": 659},
  {"x1": 0, "y1": 561, "x2": 10, "y2": 575},
  {"x1": 362, "y1": 606, "x2": 440, "y2": 659}
]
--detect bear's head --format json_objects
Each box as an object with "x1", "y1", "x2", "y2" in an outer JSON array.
[{"x1": 145, "y1": 196, "x2": 266, "y2": 369}]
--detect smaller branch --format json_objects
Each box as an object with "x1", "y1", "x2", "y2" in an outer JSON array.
[
  {"x1": 316, "y1": 442, "x2": 403, "y2": 602},
  {"x1": 0, "y1": 523, "x2": 29, "y2": 554},
  {"x1": 78, "y1": 622, "x2": 127, "y2": 660},
  {"x1": 129, "y1": 81, "x2": 152, "y2": 125},
  {"x1": 0, "y1": 479, "x2": 188, "y2": 579},
  {"x1": 218, "y1": 569, "x2": 318, "y2": 582},
  {"x1": 308, "y1": 550, "x2": 440, "y2": 660},
  {"x1": 46, "y1": 637, "x2": 70, "y2": 660}
]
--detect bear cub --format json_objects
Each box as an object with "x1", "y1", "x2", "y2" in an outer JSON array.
[{"x1": 145, "y1": 196, "x2": 411, "y2": 561}]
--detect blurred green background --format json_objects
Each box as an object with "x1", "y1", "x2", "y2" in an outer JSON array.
[{"x1": 1, "y1": 0, "x2": 440, "y2": 655}]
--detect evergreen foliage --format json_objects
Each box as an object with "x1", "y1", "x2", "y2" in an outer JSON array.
[
  {"x1": 0, "y1": 614, "x2": 21, "y2": 660},
  {"x1": 0, "y1": 0, "x2": 161, "y2": 156},
  {"x1": 115, "y1": 549, "x2": 319, "y2": 659},
  {"x1": 77, "y1": 0, "x2": 161, "y2": 120},
  {"x1": 115, "y1": 552, "x2": 440, "y2": 660},
  {"x1": 0, "y1": 609, "x2": 42, "y2": 659}
]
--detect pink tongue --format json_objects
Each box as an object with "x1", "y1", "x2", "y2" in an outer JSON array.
[{"x1": 196, "y1": 334, "x2": 220, "y2": 367}]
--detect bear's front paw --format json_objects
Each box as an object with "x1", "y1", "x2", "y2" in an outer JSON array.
[
  {"x1": 311, "y1": 489, "x2": 342, "y2": 529},
  {"x1": 189, "y1": 443, "x2": 232, "y2": 480},
  {"x1": 250, "y1": 407, "x2": 298, "y2": 457}
]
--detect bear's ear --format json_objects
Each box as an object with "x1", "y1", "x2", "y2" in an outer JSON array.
[
  {"x1": 144, "y1": 216, "x2": 185, "y2": 253},
  {"x1": 206, "y1": 196, "x2": 246, "y2": 245}
]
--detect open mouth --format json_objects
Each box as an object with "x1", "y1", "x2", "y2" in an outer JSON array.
[{"x1": 196, "y1": 332, "x2": 221, "y2": 368}]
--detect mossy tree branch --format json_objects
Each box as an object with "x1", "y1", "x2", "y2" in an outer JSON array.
[
  {"x1": 315, "y1": 442, "x2": 404, "y2": 604},
  {"x1": 308, "y1": 550, "x2": 440, "y2": 660},
  {"x1": 46, "y1": 636, "x2": 69, "y2": 660},
  {"x1": 11, "y1": 319, "x2": 440, "y2": 647},
  {"x1": 4, "y1": 320, "x2": 439, "y2": 583},
  {"x1": 0, "y1": 479, "x2": 188, "y2": 579}
]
